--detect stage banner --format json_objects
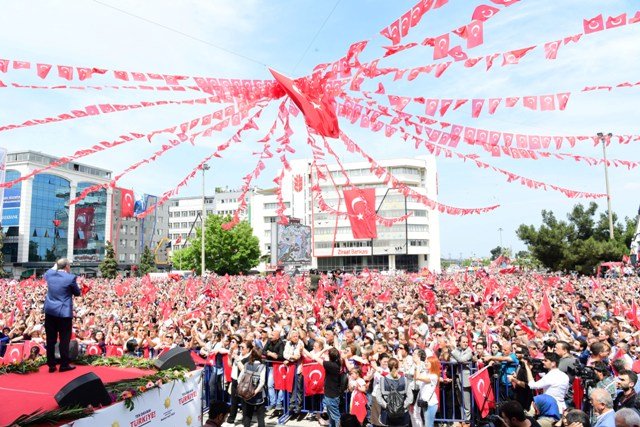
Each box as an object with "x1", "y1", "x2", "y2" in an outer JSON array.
[{"x1": 64, "y1": 369, "x2": 203, "y2": 427}]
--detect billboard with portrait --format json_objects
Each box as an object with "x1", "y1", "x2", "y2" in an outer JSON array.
[{"x1": 271, "y1": 221, "x2": 312, "y2": 265}]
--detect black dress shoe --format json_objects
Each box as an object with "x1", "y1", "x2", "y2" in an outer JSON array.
[
  {"x1": 48, "y1": 366, "x2": 57, "y2": 373},
  {"x1": 59, "y1": 365, "x2": 76, "y2": 372}
]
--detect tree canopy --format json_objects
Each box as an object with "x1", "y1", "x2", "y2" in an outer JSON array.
[
  {"x1": 171, "y1": 214, "x2": 260, "y2": 275},
  {"x1": 516, "y1": 202, "x2": 635, "y2": 275},
  {"x1": 99, "y1": 241, "x2": 118, "y2": 279}
]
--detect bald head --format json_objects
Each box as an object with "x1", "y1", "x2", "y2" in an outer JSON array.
[{"x1": 56, "y1": 258, "x2": 71, "y2": 271}]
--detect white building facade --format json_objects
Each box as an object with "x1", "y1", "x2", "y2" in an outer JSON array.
[{"x1": 250, "y1": 157, "x2": 441, "y2": 273}]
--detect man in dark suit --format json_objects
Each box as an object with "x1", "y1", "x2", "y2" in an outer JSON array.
[{"x1": 44, "y1": 258, "x2": 81, "y2": 372}]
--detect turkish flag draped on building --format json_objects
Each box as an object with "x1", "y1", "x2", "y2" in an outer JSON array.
[
  {"x1": 272, "y1": 361, "x2": 296, "y2": 392},
  {"x1": 469, "y1": 366, "x2": 495, "y2": 418},
  {"x1": 120, "y1": 188, "x2": 135, "y2": 218},
  {"x1": 343, "y1": 188, "x2": 377, "y2": 239},
  {"x1": 302, "y1": 363, "x2": 325, "y2": 396}
]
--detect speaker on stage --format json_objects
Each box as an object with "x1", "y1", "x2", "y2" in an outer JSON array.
[
  {"x1": 154, "y1": 347, "x2": 196, "y2": 371},
  {"x1": 55, "y1": 372, "x2": 112, "y2": 408},
  {"x1": 54, "y1": 339, "x2": 79, "y2": 361}
]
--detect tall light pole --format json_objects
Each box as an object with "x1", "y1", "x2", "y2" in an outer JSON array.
[
  {"x1": 598, "y1": 132, "x2": 614, "y2": 240},
  {"x1": 498, "y1": 227, "x2": 503, "y2": 249},
  {"x1": 201, "y1": 163, "x2": 210, "y2": 275}
]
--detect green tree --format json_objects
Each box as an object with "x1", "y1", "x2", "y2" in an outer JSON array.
[
  {"x1": 99, "y1": 241, "x2": 119, "y2": 278},
  {"x1": 490, "y1": 246, "x2": 503, "y2": 260},
  {"x1": 171, "y1": 214, "x2": 260, "y2": 275},
  {"x1": 139, "y1": 246, "x2": 156, "y2": 276},
  {"x1": 517, "y1": 202, "x2": 633, "y2": 275}
]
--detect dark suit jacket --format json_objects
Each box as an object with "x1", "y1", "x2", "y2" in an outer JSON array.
[{"x1": 43, "y1": 269, "x2": 81, "y2": 318}]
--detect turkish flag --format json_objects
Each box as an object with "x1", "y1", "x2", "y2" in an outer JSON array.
[
  {"x1": 269, "y1": 68, "x2": 339, "y2": 138},
  {"x1": 433, "y1": 34, "x2": 450, "y2": 59},
  {"x1": 4, "y1": 344, "x2": 24, "y2": 363},
  {"x1": 302, "y1": 363, "x2": 325, "y2": 396},
  {"x1": 351, "y1": 390, "x2": 368, "y2": 423},
  {"x1": 86, "y1": 344, "x2": 103, "y2": 355},
  {"x1": 472, "y1": 4, "x2": 499, "y2": 21},
  {"x1": 222, "y1": 354, "x2": 232, "y2": 382},
  {"x1": 535, "y1": 292, "x2": 553, "y2": 331},
  {"x1": 466, "y1": 20, "x2": 484, "y2": 48},
  {"x1": 120, "y1": 188, "x2": 135, "y2": 218},
  {"x1": 57, "y1": 65, "x2": 73, "y2": 80},
  {"x1": 36, "y1": 63, "x2": 52, "y2": 79},
  {"x1": 272, "y1": 362, "x2": 296, "y2": 392},
  {"x1": 583, "y1": 14, "x2": 604, "y2": 33},
  {"x1": 344, "y1": 188, "x2": 377, "y2": 239},
  {"x1": 106, "y1": 345, "x2": 124, "y2": 357},
  {"x1": 469, "y1": 366, "x2": 495, "y2": 418},
  {"x1": 515, "y1": 319, "x2": 535, "y2": 339},
  {"x1": 23, "y1": 341, "x2": 46, "y2": 359},
  {"x1": 630, "y1": 300, "x2": 640, "y2": 330}
]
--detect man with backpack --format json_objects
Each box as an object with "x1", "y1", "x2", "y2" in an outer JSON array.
[{"x1": 374, "y1": 357, "x2": 413, "y2": 426}]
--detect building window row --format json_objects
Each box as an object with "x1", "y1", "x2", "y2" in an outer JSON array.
[{"x1": 263, "y1": 202, "x2": 290, "y2": 210}]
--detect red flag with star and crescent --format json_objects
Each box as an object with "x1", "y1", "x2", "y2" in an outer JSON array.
[
  {"x1": 120, "y1": 188, "x2": 135, "y2": 218},
  {"x1": 343, "y1": 188, "x2": 377, "y2": 239},
  {"x1": 269, "y1": 68, "x2": 339, "y2": 138},
  {"x1": 351, "y1": 390, "x2": 368, "y2": 423},
  {"x1": 302, "y1": 363, "x2": 325, "y2": 396},
  {"x1": 272, "y1": 361, "x2": 296, "y2": 392},
  {"x1": 469, "y1": 366, "x2": 495, "y2": 418}
]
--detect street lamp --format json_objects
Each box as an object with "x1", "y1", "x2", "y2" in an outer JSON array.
[
  {"x1": 201, "y1": 164, "x2": 210, "y2": 276},
  {"x1": 598, "y1": 132, "x2": 614, "y2": 240}
]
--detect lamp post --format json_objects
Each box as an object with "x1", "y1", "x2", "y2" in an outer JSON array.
[
  {"x1": 498, "y1": 227, "x2": 503, "y2": 250},
  {"x1": 598, "y1": 132, "x2": 614, "y2": 240},
  {"x1": 201, "y1": 164, "x2": 210, "y2": 276}
]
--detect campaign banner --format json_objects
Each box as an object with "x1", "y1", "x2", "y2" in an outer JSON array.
[{"x1": 64, "y1": 369, "x2": 203, "y2": 427}]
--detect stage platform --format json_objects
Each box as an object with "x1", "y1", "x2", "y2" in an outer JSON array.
[{"x1": 0, "y1": 364, "x2": 155, "y2": 426}]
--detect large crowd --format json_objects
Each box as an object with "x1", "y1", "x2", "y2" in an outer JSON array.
[{"x1": 2, "y1": 268, "x2": 640, "y2": 427}]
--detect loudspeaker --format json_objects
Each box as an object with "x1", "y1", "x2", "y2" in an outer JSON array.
[
  {"x1": 55, "y1": 372, "x2": 112, "y2": 408},
  {"x1": 54, "y1": 339, "x2": 79, "y2": 361},
  {"x1": 154, "y1": 347, "x2": 196, "y2": 371}
]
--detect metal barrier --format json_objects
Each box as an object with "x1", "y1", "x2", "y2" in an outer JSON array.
[{"x1": 199, "y1": 360, "x2": 546, "y2": 426}]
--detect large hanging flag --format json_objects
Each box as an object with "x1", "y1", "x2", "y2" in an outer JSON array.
[
  {"x1": 120, "y1": 188, "x2": 135, "y2": 218},
  {"x1": 269, "y1": 68, "x2": 339, "y2": 138},
  {"x1": 343, "y1": 188, "x2": 377, "y2": 239}
]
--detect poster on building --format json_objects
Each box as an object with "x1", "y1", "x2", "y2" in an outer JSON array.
[
  {"x1": 63, "y1": 370, "x2": 202, "y2": 427},
  {"x1": 272, "y1": 221, "x2": 312, "y2": 265}
]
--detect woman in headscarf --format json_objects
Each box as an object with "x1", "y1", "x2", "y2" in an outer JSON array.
[{"x1": 532, "y1": 394, "x2": 561, "y2": 427}]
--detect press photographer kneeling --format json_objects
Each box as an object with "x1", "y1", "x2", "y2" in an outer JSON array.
[{"x1": 523, "y1": 352, "x2": 570, "y2": 412}]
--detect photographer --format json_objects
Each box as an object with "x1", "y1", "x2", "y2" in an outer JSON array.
[
  {"x1": 524, "y1": 352, "x2": 570, "y2": 412},
  {"x1": 555, "y1": 341, "x2": 577, "y2": 409},
  {"x1": 593, "y1": 362, "x2": 616, "y2": 400},
  {"x1": 613, "y1": 370, "x2": 640, "y2": 412},
  {"x1": 507, "y1": 345, "x2": 534, "y2": 411}
]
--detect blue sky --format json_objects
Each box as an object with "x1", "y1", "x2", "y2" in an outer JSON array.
[{"x1": 0, "y1": 0, "x2": 639, "y2": 259}]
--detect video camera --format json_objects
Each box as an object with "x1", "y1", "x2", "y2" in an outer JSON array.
[
  {"x1": 476, "y1": 414, "x2": 508, "y2": 427},
  {"x1": 521, "y1": 356, "x2": 546, "y2": 375},
  {"x1": 567, "y1": 360, "x2": 597, "y2": 382}
]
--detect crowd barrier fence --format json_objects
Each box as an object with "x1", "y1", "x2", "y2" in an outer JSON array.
[{"x1": 201, "y1": 360, "x2": 523, "y2": 426}]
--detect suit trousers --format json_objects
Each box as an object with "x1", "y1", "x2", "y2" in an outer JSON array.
[{"x1": 45, "y1": 314, "x2": 72, "y2": 368}]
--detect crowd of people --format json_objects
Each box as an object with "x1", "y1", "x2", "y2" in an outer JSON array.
[{"x1": 2, "y1": 266, "x2": 640, "y2": 427}]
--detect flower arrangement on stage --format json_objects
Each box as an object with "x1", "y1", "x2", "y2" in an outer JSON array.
[
  {"x1": 76, "y1": 354, "x2": 157, "y2": 370},
  {"x1": 105, "y1": 367, "x2": 189, "y2": 411},
  {"x1": 9, "y1": 406, "x2": 95, "y2": 427},
  {"x1": 0, "y1": 356, "x2": 46, "y2": 375}
]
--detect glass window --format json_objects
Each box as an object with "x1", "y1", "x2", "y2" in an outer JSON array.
[
  {"x1": 2, "y1": 170, "x2": 21, "y2": 263},
  {"x1": 28, "y1": 174, "x2": 70, "y2": 262},
  {"x1": 72, "y1": 182, "x2": 107, "y2": 263}
]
